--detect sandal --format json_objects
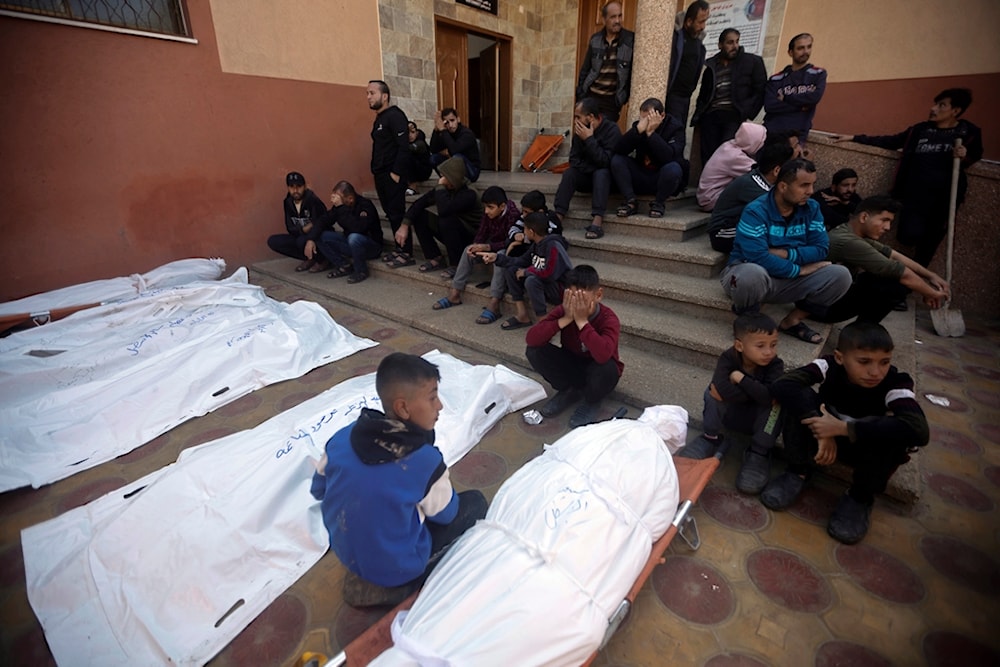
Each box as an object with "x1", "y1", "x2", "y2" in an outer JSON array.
[
  {"x1": 419, "y1": 257, "x2": 447, "y2": 273},
  {"x1": 387, "y1": 253, "x2": 415, "y2": 269},
  {"x1": 500, "y1": 316, "x2": 532, "y2": 330},
  {"x1": 780, "y1": 322, "x2": 823, "y2": 344},
  {"x1": 327, "y1": 264, "x2": 353, "y2": 279},
  {"x1": 382, "y1": 251, "x2": 401, "y2": 264},
  {"x1": 584, "y1": 224, "x2": 604, "y2": 240},
  {"x1": 649, "y1": 202, "x2": 665, "y2": 218},
  {"x1": 616, "y1": 200, "x2": 638, "y2": 218},
  {"x1": 475, "y1": 309, "x2": 499, "y2": 325},
  {"x1": 432, "y1": 297, "x2": 461, "y2": 310},
  {"x1": 440, "y1": 267, "x2": 457, "y2": 280}
]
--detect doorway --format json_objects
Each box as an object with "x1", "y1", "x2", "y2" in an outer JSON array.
[{"x1": 434, "y1": 18, "x2": 512, "y2": 171}]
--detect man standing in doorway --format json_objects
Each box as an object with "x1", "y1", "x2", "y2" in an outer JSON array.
[
  {"x1": 763, "y1": 33, "x2": 827, "y2": 144},
  {"x1": 368, "y1": 80, "x2": 412, "y2": 262},
  {"x1": 576, "y1": 1, "x2": 635, "y2": 123},
  {"x1": 691, "y1": 28, "x2": 767, "y2": 167},
  {"x1": 666, "y1": 0, "x2": 710, "y2": 127}
]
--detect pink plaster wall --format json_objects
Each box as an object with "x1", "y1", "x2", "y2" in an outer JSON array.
[{"x1": 0, "y1": 4, "x2": 375, "y2": 301}]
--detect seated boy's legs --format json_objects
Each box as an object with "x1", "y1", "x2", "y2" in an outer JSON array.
[
  {"x1": 450, "y1": 246, "x2": 478, "y2": 293},
  {"x1": 523, "y1": 274, "x2": 563, "y2": 317},
  {"x1": 679, "y1": 386, "x2": 726, "y2": 459},
  {"x1": 437, "y1": 216, "x2": 476, "y2": 267},
  {"x1": 729, "y1": 400, "x2": 782, "y2": 495},
  {"x1": 425, "y1": 489, "x2": 488, "y2": 567},
  {"x1": 346, "y1": 232, "x2": 382, "y2": 278},
  {"x1": 409, "y1": 209, "x2": 446, "y2": 265},
  {"x1": 526, "y1": 343, "x2": 586, "y2": 415}
]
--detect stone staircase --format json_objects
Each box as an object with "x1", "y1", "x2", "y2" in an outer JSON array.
[{"x1": 253, "y1": 171, "x2": 833, "y2": 428}]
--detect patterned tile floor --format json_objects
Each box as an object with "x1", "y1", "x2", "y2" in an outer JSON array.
[{"x1": 1, "y1": 274, "x2": 998, "y2": 666}]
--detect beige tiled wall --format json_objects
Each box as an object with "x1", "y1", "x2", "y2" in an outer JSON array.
[{"x1": 377, "y1": 0, "x2": 579, "y2": 170}]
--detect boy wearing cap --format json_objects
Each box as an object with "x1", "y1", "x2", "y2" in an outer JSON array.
[{"x1": 267, "y1": 171, "x2": 328, "y2": 272}]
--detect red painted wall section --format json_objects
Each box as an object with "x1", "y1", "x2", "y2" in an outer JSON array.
[
  {"x1": 812, "y1": 73, "x2": 1000, "y2": 161},
  {"x1": 0, "y1": 3, "x2": 376, "y2": 301}
]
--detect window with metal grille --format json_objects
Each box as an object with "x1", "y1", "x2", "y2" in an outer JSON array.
[{"x1": 1, "y1": 0, "x2": 189, "y2": 37}]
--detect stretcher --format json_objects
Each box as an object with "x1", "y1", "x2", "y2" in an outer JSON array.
[
  {"x1": 519, "y1": 128, "x2": 569, "y2": 172},
  {"x1": 302, "y1": 448, "x2": 724, "y2": 667},
  {"x1": 0, "y1": 301, "x2": 101, "y2": 334}
]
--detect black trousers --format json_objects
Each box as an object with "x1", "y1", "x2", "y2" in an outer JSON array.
[
  {"x1": 410, "y1": 210, "x2": 476, "y2": 267},
  {"x1": 374, "y1": 171, "x2": 409, "y2": 255},
  {"x1": 697, "y1": 109, "x2": 742, "y2": 166},
  {"x1": 526, "y1": 343, "x2": 620, "y2": 404},
  {"x1": 814, "y1": 273, "x2": 910, "y2": 325},
  {"x1": 783, "y1": 416, "x2": 913, "y2": 504}
]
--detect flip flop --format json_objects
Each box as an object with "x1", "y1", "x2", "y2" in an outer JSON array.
[
  {"x1": 432, "y1": 297, "x2": 461, "y2": 310},
  {"x1": 475, "y1": 309, "x2": 499, "y2": 325},
  {"x1": 780, "y1": 322, "x2": 823, "y2": 344},
  {"x1": 584, "y1": 224, "x2": 604, "y2": 239},
  {"x1": 500, "y1": 316, "x2": 531, "y2": 330}
]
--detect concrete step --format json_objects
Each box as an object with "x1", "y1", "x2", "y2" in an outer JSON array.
[{"x1": 562, "y1": 230, "x2": 727, "y2": 277}]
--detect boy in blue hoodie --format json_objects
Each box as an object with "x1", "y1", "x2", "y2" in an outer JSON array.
[{"x1": 311, "y1": 353, "x2": 487, "y2": 607}]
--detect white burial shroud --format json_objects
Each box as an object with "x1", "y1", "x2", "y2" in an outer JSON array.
[
  {"x1": 22, "y1": 350, "x2": 545, "y2": 667},
  {"x1": 0, "y1": 268, "x2": 375, "y2": 491},
  {"x1": 371, "y1": 415, "x2": 684, "y2": 667},
  {"x1": 0, "y1": 257, "x2": 228, "y2": 318}
]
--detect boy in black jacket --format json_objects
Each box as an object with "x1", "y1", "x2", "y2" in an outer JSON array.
[
  {"x1": 479, "y1": 212, "x2": 572, "y2": 331},
  {"x1": 678, "y1": 314, "x2": 784, "y2": 495},
  {"x1": 763, "y1": 322, "x2": 930, "y2": 544},
  {"x1": 267, "y1": 171, "x2": 328, "y2": 271},
  {"x1": 309, "y1": 181, "x2": 383, "y2": 284}
]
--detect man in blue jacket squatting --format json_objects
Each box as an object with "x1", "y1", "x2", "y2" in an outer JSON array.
[
  {"x1": 721, "y1": 158, "x2": 851, "y2": 345},
  {"x1": 311, "y1": 353, "x2": 487, "y2": 607}
]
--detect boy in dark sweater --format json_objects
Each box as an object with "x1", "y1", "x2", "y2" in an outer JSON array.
[
  {"x1": 310, "y1": 353, "x2": 487, "y2": 607},
  {"x1": 525, "y1": 265, "x2": 623, "y2": 428},
  {"x1": 763, "y1": 322, "x2": 929, "y2": 544},
  {"x1": 479, "y1": 212, "x2": 572, "y2": 331},
  {"x1": 678, "y1": 314, "x2": 785, "y2": 495}
]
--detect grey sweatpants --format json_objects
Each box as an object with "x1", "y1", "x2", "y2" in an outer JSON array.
[{"x1": 720, "y1": 262, "x2": 852, "y2": 314}]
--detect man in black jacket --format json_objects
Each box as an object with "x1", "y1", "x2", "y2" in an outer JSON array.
[
  {"x1": 610, "y1": 98, "x2": 686, "y2": 219},
  {"x1": 308, "y1": 181, "x2": 384, "y2": 284},
  {"x1": 691, "y1": 28, "x2": 766, "y2": 166},
  {"x1": 575, "y1": 1, "x2": 634, "y2": 123},
  {"x1": 553, "y1": 97, "x2": 622, "y2": 239},
  {"x1": 267, "y1": 171, "x2": 328, "y2": 272},
  {"x1": 368, "y1": 80, "x2": 412, "y2": 260},
  {"x1": 429, "y1": 108, "x2": 482, "y2": 183}
]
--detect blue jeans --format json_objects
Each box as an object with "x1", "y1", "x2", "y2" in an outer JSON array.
[{"x1": 318, "y1": 231, "x2": 382, "y2": 275}]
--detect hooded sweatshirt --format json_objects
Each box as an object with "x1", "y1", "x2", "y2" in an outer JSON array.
[
  {"x1": 697, "y1": 121, "x2": 767, "y2": 211},
  {"x1": 404, "y1": 156, "x2": 483, "y2": 234}
]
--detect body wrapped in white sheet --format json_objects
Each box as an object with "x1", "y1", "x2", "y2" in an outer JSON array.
[
  {"x1": 0, "y1": 257, "x2": 227, "y2": 319},
  {"x1": 0, "y1": 269, "x2": 375, "y2": 491},
  {"x1": 22, "y1": 351, "x2": 545, "y2": 667},
  {"x1": 371, "y1": 417, "x2": 682, "y2": 667}
]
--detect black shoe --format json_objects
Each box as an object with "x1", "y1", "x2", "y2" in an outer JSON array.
[
  {"x1": 347, "y1": 272, "x2": 368, "y2": 284},
  {"x1": 735, "y1": 449, "x2": 771, "y2": 495},
  {"x1": 539, "y1": 389, "x2": 581, "y2": 418},
  {"x1": 676, "y1": 434, "x2": 720, "y2": 460},
  {"x1": 568, "y1": 401, "x2": 599, "y2": 428},
  {"x1": 760, "y1": 471, "x2": 807, "y2": 510},
  {"x1": 827, "y1": 493, "x2": 872, "y2": 544}
]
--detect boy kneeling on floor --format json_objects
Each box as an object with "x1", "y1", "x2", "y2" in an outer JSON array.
[
  {"x1": 762, "y1": 321, "x2": 929, "y2": 544},
  {"x1": 310, "y1": 353, "x2": 487, "y2": 606}
]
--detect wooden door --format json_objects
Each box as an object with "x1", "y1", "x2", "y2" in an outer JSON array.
[
  {"x1": 435, "y1": 23, "x2": 468, "y2": 121},
  {"x1": 575, "y1": 0, "x2": 639, "y2": 130},
  {"x1": 479, "y1": 42, "x2": 499, "y2": 171}
]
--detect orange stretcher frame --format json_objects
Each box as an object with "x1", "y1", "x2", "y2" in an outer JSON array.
[
  {"x1": 0, "y1": 302, "x2": 101, "y2": 335},
  {"x1": 302, "y1": 453, "x2": 722, "y2": 667},
  {"x1": 519, "y1": 129, "x2": 569, "y2": 172}
]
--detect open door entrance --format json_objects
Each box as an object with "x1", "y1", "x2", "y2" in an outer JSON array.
[{"x1": 434, "y1": 18, "x2": 512, "y2": 171}]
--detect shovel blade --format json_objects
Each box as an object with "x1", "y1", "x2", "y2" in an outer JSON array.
[{"x1": 931, "y1": 306, "x2": 965, "y2": 337}]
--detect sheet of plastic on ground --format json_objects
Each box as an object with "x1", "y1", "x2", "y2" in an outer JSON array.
[
  {"x1": 21, "y1": 351, "x2": 544, "y2": 667},
  {"x1": 0, "y1": 269, "x2": 376, "y2": 492},
  {"x1": 0, "y1": 257, "x2": 227, "y2": 318},
  {"x1": 371, "y1": 418, "x2": 681, "y2": 667}
]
